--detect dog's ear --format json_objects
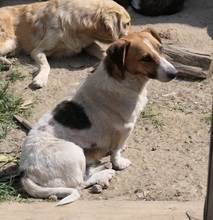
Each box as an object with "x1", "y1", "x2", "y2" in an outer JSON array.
[
  {"x1": 142, "y1": 28, "x2": 162, "y2": 43},
  {"x1": 102, "y1": 12, "x2": 121, "y2": 40},
  {"x1": 106, "y1": 39, "x2": 130, "y2": 71}
]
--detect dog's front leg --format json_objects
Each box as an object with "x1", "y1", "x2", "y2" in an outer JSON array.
[
  {"x1": 84, "y1": 42, "x2": 106, "y2": 60},
  {"x1": 111, "y1": 149, "x2": 132, "y2": 170},
  {"x1": 30, "y1": 49, "x2": 50, "y2": 88},
  {"x1": 110, "y1": 126, "x2": 133, "y2": 170}
]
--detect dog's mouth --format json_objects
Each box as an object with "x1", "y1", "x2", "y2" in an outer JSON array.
[
  {"x1": 147, "y1": 73, "x2": 157, "y2": 79},
  {"x1": 148, "y1": 70, "x2": 178, "y2": 82}
]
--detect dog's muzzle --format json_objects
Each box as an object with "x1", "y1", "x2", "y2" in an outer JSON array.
[{"x1": 156, "y1": 58, "x2": 178, "y2": 82}]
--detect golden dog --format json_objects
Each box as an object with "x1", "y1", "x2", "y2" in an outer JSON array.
[{"x1": 0, "y1": 0, "x2": 131, "y2": 88}]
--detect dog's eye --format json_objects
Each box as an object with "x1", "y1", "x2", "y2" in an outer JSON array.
[
  {"x1": 124, "y1": 22, "x2": 130, "y2": 28},
  {"x1": 140, "y1": 55, "x2": 152, "y2": 62}
]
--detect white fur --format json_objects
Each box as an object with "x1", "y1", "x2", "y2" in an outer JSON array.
[
  {"x1": 143, "y1": 38, "x2": 177, "y2": 82},
  {"x1": 19, "y1": 30, "x2": 176, "y2": 205},
  {"x1": 19, "y1": 60, "x2": 148, "y2": 206}
]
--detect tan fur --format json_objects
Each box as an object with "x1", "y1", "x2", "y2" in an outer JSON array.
[{"x1": 0, "y1": 0, "x2": 131, "y2": 88}]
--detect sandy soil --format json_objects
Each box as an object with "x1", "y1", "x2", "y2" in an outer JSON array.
[{"x1": 0, "y1": 0, "x2": 212, "y2": 203}]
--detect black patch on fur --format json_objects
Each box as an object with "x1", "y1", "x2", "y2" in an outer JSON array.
[{"x1": 53, "y1": 101, "x2": 92, "y2": 129}]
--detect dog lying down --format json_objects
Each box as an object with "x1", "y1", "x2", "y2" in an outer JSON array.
[
  {"x1": 19, "y1": 29, "x2": 178, "y2": 206},
  {"x1": 0, "y1": 0, "x2": 130, "y2": 88}
]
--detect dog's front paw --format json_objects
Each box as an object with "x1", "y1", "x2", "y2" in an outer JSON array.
[
  {"x1": 113, "y1": 157, "x2": 132, "y2": 170},
  {"x1": 31, "y1": 72, "x2": 49, "y2": 89}
]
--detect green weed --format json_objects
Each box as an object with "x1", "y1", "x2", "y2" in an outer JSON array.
[
  {"x1": 6, "y1": 70, "x2": 26, "y2": 83},
  {"x1": 0, "y1": 70, "x2": 32, "y2": 142},
  {"x1": 171, "y1": 100, "x2": 189, "y2": 113},
  {"x1": 0, "y1": 176, "x2": 28, "y2": 203},
  {"x1": 141, "y1": 103, "x2": 164, "y2": 131},
  {"x1": 202, "y1": 112, "x2": 212, "y2": 125},
  {"x1": 0, "y1": 67, "x2": 33, "y2": 202}
]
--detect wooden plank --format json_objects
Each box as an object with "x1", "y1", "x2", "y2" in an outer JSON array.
[{"x1": 0, "y1": 201, "x2": 204, "y2": 220}]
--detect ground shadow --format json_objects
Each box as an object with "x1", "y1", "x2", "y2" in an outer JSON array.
[{"x1": 127, "y1": 0, "x2": 213, "y2": 39}]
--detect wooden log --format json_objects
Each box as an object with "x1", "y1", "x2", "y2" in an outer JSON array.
[
  {"x1": 163, "y1": 42, "x2": 213, "y2": 79},
  {"x1": 14, "y1": 115, "x2": 33, "y2": 131}
]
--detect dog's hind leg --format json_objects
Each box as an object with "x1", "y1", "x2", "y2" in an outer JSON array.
[
  {"x1": 0, "y1": 38, "x2": 17, "y2": 70},
  {"x1": 0, "y1": 57, "x2": 12, "y2": 71},
  {"x1": 81, "y1": 167, "x2": 115, "y2": 190},
  {"x1": 86, "y1": 161, "x2": 113, "y2": 176},
  {"x1": 0, "y1": 14, "x2": 17, "y2": 70}
]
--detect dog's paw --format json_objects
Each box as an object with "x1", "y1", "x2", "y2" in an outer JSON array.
[
  {"x1": 31, "y1": 73, "x2": 48, "y2": 88},
  {"x1": 0, "y1": 57, "x2": 12, "y2": 71},
  {"x1": 96, "y1": 169, "x2": 115, "y2": 189},
  {"x1": 104, "y1": 161, "x2": 113, "y2": 169},
  {"x1": 113, "y1": 157, "x2": 132, "y2": 170}
]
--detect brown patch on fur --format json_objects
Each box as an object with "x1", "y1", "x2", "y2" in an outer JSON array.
[
  {"x1": 105, "y1": 29, "x2": 164, "y2": 79},
  {"x1": 84, "y1": 144, "x2": 109, "y2": 162}
]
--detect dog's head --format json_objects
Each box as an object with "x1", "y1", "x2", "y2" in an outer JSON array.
[
  {"x1": 94, "y1": 0, "x2": 131, "y2": 42},
  {"x1": 105, "y1": 28, "x2": 178, "y2": 82}
]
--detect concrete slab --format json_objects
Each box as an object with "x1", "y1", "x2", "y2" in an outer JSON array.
[{"x1": 0, "y1": 200, "x2": 204, "y2": 220}]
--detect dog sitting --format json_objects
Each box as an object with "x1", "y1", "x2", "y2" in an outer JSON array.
[
  {"x1": 0, "y1": 0, "x2": 131, "y2": 88},
  {"x1": 19, "y1": 28, "x2": 177, "y2": 205}
]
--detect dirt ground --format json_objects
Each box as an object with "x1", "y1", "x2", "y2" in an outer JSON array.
[{"x1": 0, "y1": 0, "x2": 213, "y2": 204}]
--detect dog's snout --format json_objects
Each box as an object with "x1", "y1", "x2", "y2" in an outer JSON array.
[
  {"x1": 167, "y1": 67, "x2": 178, "y2": 79},
  {"x1": 156, "y1": 58, "x2": 178, "y2": 82}
]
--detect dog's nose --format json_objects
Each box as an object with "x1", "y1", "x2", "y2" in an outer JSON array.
[{"x1": 168, "y1": 67, "x2": 178, "y2": 79}]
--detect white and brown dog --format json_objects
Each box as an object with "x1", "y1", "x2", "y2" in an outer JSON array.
[
  {"x1": 0, "y1": 0, "x2": 130, "y2": 88},
  {"x1": 19, "y1": 29, "x2": 177, "y2": 205}
]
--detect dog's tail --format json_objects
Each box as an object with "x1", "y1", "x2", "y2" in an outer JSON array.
[{"x1": 21, "y1": 176, "x2": 80, "y2": 206}]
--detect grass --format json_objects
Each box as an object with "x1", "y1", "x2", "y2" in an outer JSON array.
[
  {"x1": 202, "y1": 111, "x2": 212, "y2": 125},
  {"x1": 0, "y1": 70, "x2": 30, "y2": 142},
  {"x1": 0, "y1": 178, "x2": 20, "y2": 202},
  {"x1": 0, "y1": 175, "x2": 29, "y2": 203},
  {"x1": 0, "y1": 67, "x2": 33, "y2": 202},
  {"x1": 141, "y1": 103, "x2": 164, "y2": 131},
  {"x1": 5, "y1": 70, "x2": 26, "y2": 83}
]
